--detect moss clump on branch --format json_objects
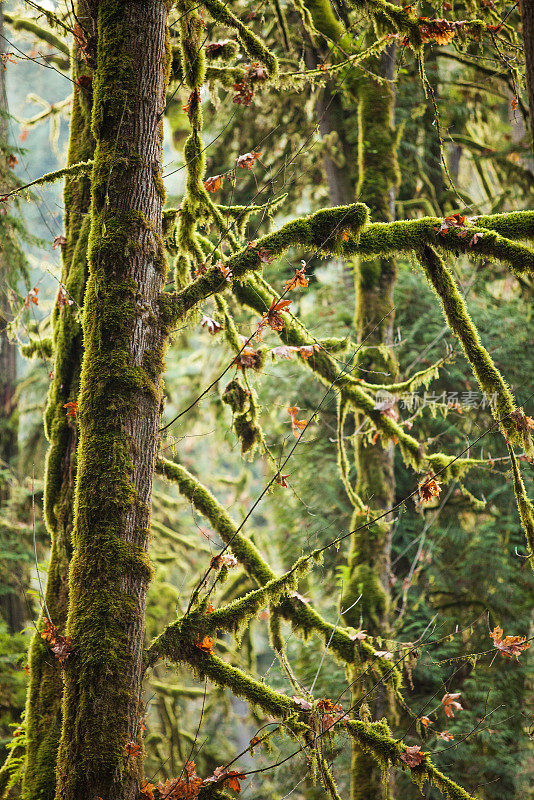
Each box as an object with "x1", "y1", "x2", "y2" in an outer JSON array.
[
  {"x1": 153, "y1": 457, "x2": 402, "y2": 686},
  {"x1": 352, "y1": 217, "x2": 534, "y2": 277},
  {"x1": 200, "y1": 0, "x2": 278, "y2": 76},
  {"x1": 418, "y1": 246, "x2": 521, "y2": 441},
  {"x1": 163, "y1": 203, "x2": 369, "y2": 322},
  {"x1": 345, "y1": 719, "x2": 474, "y2": 799}
]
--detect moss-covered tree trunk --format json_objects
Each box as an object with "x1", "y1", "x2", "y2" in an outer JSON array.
[
  {"x1": 55, "y1": 2, "x2": 169, "y2": 799},
  {"x1": 22, "y1": 6, "x2": 95, "y2": 797},
  {"x1": 520, "y1": 0, "x2": 534, "y2": 150},
  {"x1": 0, "y1": 3, "x2": 24, "y2": 635},
  {"x1": 302, "y1": 2, "x2": 399, "y2": 794},
  {"x1": 343, "y1": 52, "x2": 399, "y2": 800}
]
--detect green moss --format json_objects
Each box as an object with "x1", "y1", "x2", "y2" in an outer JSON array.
[
  {"x1": 345, "y1": 719, "x2": 473, "y2": 799},
  {"x1": 352, "y1": 217, "x2": 534, "y2": 277},
  {"x1": 22, "y1": 19, "x2": 95, "y2": 798},
  {"x1": 418, "y1": 245, "x2": 520, "y2": 441},
  {"x1": 53, "y1": 2, "x2": 170, "y2": 798},
  {"x1": 169, "y1": 204, "x2": 369, "y2": 319},
  {"x1": 201, "y1": 0, "x2": 278, "y2": 76}
]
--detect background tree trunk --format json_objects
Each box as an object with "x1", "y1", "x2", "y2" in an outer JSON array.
[
  {"x1": 520, "y1": 0, "x2": 534, "y2": 151},
  {"x1": 0, "y1": 4, "x2": 24, "y2": 635},
  {"x1": 55, "y1": 3, "x2": 169, "y2": 798},
  {"x1": 22, "y1": 4, "x2": 95, "y2": 797}
]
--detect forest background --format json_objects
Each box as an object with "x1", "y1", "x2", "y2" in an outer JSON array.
[{"x1": 0, "y1": 0, "x2": 533, "y2": 799}]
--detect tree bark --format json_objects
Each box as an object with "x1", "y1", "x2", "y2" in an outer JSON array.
[
  {"x1": 0, "y1": 3, "x2": 25, "y2": 637},
  {"x1": 520, "y1": 0, "x2": 534, "y2": 152},
  {"x1": 343, "y1": 47, "x2": 399, "y2": 800},
  {"x1": 22, "y1": 5, "x2": 95, "y2": 797},
  {"x1": 55, "y1": 3, "x2": 169, "y2": 799}
]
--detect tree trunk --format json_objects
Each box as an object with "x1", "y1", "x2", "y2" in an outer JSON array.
[
  {"x1": 342, "y1": 48, "x2": 399, "y2": 800},
  {"x1": 0, "y1": 4, "x2": 25, "y2": 637},
  {"x1": 520, "y1": 0, "x2": 534, "y2": 151},
  {"x1": 22, "y1": 5, "x2": 96, "y2": 797},
  {"x1": 55, "y1": 2, "x2": 169, "y2": 799}
]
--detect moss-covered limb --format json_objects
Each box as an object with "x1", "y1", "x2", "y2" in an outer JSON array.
[
  {"x1": 152, "y1": 622, "x2": 302, "y2": 719},
  {"x1": 233, "y1": 275, "x2": 483, "y2": 484},
  {"x1": 20, "y1": 336, "x2": 53, "y2": 359},
  {"x1": 200, "y1": 0, "x2": 278, "y2": 76},
  {"x1": 344, "y1": 720, "x2": 472, "y2": 800},
  {"x1": 337, "y1": 393, "x2": 367, "y2": 511},
  {"x1": 508, "y1": 446, "x2": 534, "y2": 564},
  {"x1": 418, "y1": 246, "x2": 524, "y2": 447},
  {"x1": 54, "y1": 2, "x2": 170, "y2": 799},
  {"x1": 233, "y1": 274, "x2": 424, "y2": 467},
  {"x1": 0, "y1": 161, "x2": 93, "y2": 201},
  {"x1": 174, "y1": 0, "x2": 208, "y2": 288},
  {"x1": 150, "y1": 680, "x2": 207, "y2": 699},
  {"x1": 22, "y1": 10, "x2": 96, "y2": 798},
  {"x1": 154, "y1": 457, "x2": 401, "y2": 679},
  {"x1": 156, "y1": 458, "x2": 275, "y2": 585},
  {"x1": 349, "y1": 217, "x2": 534, "y2": 277},
  {"x1": 472, "y1": 208, "x2": 534, "y2": 238},
  {"x1": 3, "y1": 13, "x2": 70, "y2": 57},
  {"x1": 161, "y1": 203, "x2": 369, "y2": 321},
  {"x1": 357, "y1": 355, "x2": 446, "y2": 394},
  {"x1": 151, "y1": 556, "x2": 313, "y2": 663}
]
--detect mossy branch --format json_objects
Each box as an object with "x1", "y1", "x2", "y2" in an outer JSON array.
[
  {"x1": 0, "y1": 160, "x2": 93, "y2": 201},
  {"x1": 351, "y1": 216, "x2": 534, "y2": 277},
  {"x1": 161, "y1": 203, "x2": 369, "y2": 321},
  {"x1": 20, "y1": 337, "x2": 53, "y2": 359},
  {"x1": 345, "y1": 719, "x2": 473, "y2": 800},
  {"x1": 358, "y1": 355, "x2": 448, "y2": 394},
  {"x1": 200, "y1": 0, "x2": 278, "y2": 76},
  {"x1": 508, "y1": 445, "x2": 534, "y2": 564},
  {"x1": 418, "y1": 245, "x2": 524, "y2": 446},
  {"x1": 154, "y1": 458, "x2": 400, "y2": 677},
  {"x1": 3, "y1": 13, "x2": 70, "y2": 64},
  {"x1": 233, "y1": 275, "x2": 481, "y2": 481}
]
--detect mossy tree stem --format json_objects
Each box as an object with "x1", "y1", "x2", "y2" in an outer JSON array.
[
  {"x1": 55, "y1": 3, "x2": 169, "y2": 799},
  {"x1": 23, "y1": 5, "x2": 95, "y2": 797}
]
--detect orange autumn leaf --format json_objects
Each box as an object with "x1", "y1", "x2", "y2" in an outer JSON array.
[
  {"x1": 442, "y1": 692, "x2": 463, "y2": 718},
  {"x1": 140, "y1": 779, "x2": 155, "y2": 800},
  {"x1": 64, "y1": 401, "x2": 79, "y2": 417},
  {"x1": 195, "y1": 635, "x2": 215, "y2": 655},
  {"x1": 435, "y1": 213, "x2": 467, "y2": 235},
  {"x1": 417, "y1": 474, "x2": 442, "y2": 504},
  {"x1": 124, "y1": 741, "x2": 141, "y2": 758},
  {"x1": 204, "y1": 174, "x2": 223, "y2": 192},
  {"x1": 287, "y1": 406, "x2": 307, "y2": 438},
  {"x1": 438, "y1": 730, "x2": 454, "y2": 741},
  {"x1": 420, "y1": 716, "x2": 433, "y2": 728},
  {"x1": 283, "y1": 262, "x2": 309, "y2": 291},
  {"x1": 227, "y1": 771, "x2": 245, "y2": 792},
  {"x1": 158, "y1": 761, "x2": 202, "y2": 799},
  {"x1": 256, "y1": 297, "x2": 292, "y2": 338},
  {"x1": 23, "y1": 287, "x2": 39, "y2": 308},
  {"x1": 216, "y1": 259, "x2": 233, "y2": 282},
  {"x1": 183, "y1": 88, "x2": 201, "y2": 115},
  {"x1": 236, "y1": 151, "x2": 261, "y2": 169},
  {"x1": 489, "y1": 626, "x2": 530, "y2": 658},
  {"x1": 205, "y1": 766, "x2": 245, "y2": 793},
  {"x1": 400, "y1": 744, "x2": 426, "y2": 767},
  {"x1": 41, "y1": 617, "x2": 73, "y2": 665}
]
